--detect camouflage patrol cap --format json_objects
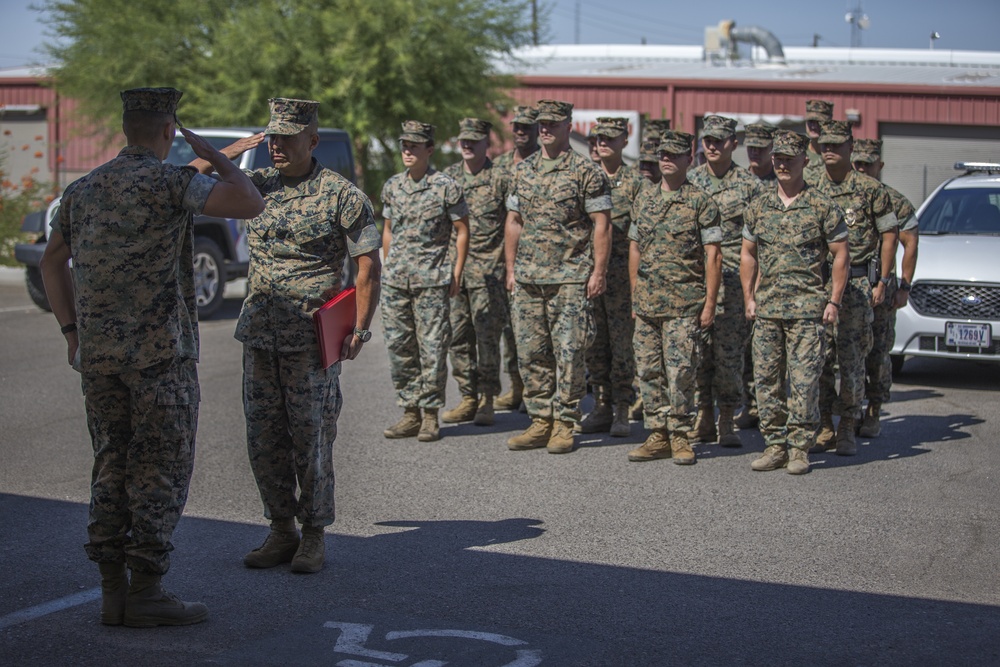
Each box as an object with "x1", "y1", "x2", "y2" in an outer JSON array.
[
  {"x1": 658, "y1": 130, "x2": 694, "y2": 156},
  {"x1": 536, "y1": 99, "x2": 573, "y2": 122},
  {"x1": 642, "y1": 119, "x2": 671, "y2": 142},
  {"x1": 511, "y1": 105, "x2": 539, "y2": 125},
  {"x1": 265, "y1": 98, "x2": 319, "y2": 135},
  {"x1": 120, "y1": 87, "x2": 182, "y2": 115},
  {"x1": 744, "y1": 122, "x2": 777, "y2": 148},
  {"x1": 639, "y1": 137, "x2": 660, "y2": 162},
  {"x1": 594, "y1": 117, "x2": 629, "y2": 139},
  {"x1": 587, "y1": 125, "x2": 600, "y2": 139},
  {"x1": 772, "y1": 130, "x2": 809, "y2": 157},
  {"x1": 818, "y1": 120, "x2": 853, "y2": 144},
  {"x1": 700, "y1": 115, "x2": 738, "y2": 140},
  {"x1": 805, "y1": 99, "x2": 834, "y2": 122},
  {"x1": 400, "y1": 120, "x2": 435, "y2": 144},
  {"x1": 852, "y1": 138, "x2": 883, "y2": 163},
  {"x1": 457, "y1": 118, "x2": 492, "y2": 141}
]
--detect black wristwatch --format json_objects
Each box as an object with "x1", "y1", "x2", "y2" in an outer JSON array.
[
  {"x1": 898, "y1": 279, "x2": 911, "y2": 292},
  {"x1": 879, "y1": 276, "x2": 892, "y2": 287},
  {"x1": 354, "y1": 327, "x2": 372, "y2": 343},
  {"x1": 60, "y1": 322, "x2": 78, "y2": 334}
]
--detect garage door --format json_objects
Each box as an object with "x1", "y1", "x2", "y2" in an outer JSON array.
[{"x1": 881, "y1": 123, "x2": 1000, "y2": 209}]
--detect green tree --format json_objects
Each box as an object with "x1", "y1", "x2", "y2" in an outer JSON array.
[{"x1": 41, "y1": 0, "x2": 536, "y2": 198}]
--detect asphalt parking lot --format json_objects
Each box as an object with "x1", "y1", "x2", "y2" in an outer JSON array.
[{"x1": 0, "y1": 272, "x2": 998, "y2": 666}]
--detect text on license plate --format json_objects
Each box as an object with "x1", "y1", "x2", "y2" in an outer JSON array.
[{"x1": 945, "y1": 322, "x2": 992, "y2": 348}]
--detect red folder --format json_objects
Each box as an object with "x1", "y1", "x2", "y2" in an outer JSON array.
[{"x1": 313, "y1": 287, "x2": 357, "y2": 368}]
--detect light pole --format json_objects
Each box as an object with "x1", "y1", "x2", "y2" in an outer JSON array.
[{"x1": 930, "y1": 31, "x2": 941, "y2": 49}]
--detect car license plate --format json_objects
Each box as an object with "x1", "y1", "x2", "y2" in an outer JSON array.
[{"x1": 945, "y1": 322, "x2": 992, "y2": 348}]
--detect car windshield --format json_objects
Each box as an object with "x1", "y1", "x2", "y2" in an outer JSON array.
[
  {"x1": 919, "y1": 187, "x2": 1000, "y2": 235},
  {"x1": 165, "y1": 135, "x2": 242, "y2": 166}
]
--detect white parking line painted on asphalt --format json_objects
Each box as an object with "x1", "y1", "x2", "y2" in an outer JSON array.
[
  {"x1": 0, "y1": 588, "x2": 100, "y2": 630},
  {"x1": 0, "y1": 306, "x2": 39, "y2": 314}
]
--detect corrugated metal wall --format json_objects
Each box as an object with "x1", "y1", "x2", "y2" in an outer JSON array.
[{"x1": 515, "y1": 80, "x2": 1000, "y2": 140}]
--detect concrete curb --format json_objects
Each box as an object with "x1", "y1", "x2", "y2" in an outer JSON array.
[{"x1": 0, "y1": 266, "x2": 25, "y2": 286}]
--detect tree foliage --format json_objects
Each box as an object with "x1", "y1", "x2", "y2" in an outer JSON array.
[{"x1": 41, "y1": 0, "x2": 536, "y2": 195}]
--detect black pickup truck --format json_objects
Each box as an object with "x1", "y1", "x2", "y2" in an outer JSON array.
[{"x1": 15, "y1": 127, "x2": 356, "y2": 318}]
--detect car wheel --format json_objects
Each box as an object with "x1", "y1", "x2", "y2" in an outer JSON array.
[
  {"x1": 25, "y1": 265, "x2": 52, "y2": 312},
  {"x1": 193, "y1": 238, "x2": 225, "y2": 319},
  {"x1": 890, "y1": 354, "x2": 905, "y2": 376}
]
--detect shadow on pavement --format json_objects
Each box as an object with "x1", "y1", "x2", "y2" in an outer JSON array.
[{"x1": 2, "y1": 493, "x2": 998, "y2": 666}]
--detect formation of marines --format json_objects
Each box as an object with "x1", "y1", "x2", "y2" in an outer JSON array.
[
  {"x1": 45, "y1": 89, "x2": 918, "y2": 628},
  {"x1": 385, "y1": 98, "x2": 915, "y2": 478}
]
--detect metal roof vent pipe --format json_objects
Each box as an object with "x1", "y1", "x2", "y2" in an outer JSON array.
[{"x1": 719, "y1": 20, "x2": 787, "y2": 66}]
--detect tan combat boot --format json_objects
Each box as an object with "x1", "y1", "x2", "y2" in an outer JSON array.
[
  {"x1": 751, "y1": 444, "x2": 789, "y2": 471},
  {"x1": 507, "y1": 418, "x2": 552, "y2": 450},
  {"x1": 473, "y1": 394, "x2": 495, "y2": 426},
  {"x1": 418, "y1": 408, "x2": 440, "y2": 442},
  {"x1": 786, "y1": 446, "x2": 811, "y2": 475},
  {"x1": 384, "y1": 408, "x2": 421, "y2": 439},
  {"x1": 812, "y1": 412, "x2": 836, "y2": 452},
  {"x1": 836, "y1": 416, "x2": 857, "y2": 456},
  {"x1": 244, "y1": 518, "x2": 300, "y2": 568},
  {"x1": 98, "y1": 562, "x2": 127, "y2": 626},
  {"x1": 609, "y1": 403, "x2": 631, "y2": 437},
  {"x1": 547, "y1": 420, "x2": 576, "y2": 454},
  {"x1": 689, "y1": 403, "x2": 717, "y2": 445},
  {"x1": 577, "y1": 401, "x2": 613, "y2": 433},
  {"x1": 670, "y1": 431, "x2": 696, "y2": 465},
  {"x1": 290, "y1": 525, "x2": 325, "y2": 574},
  {"x1": 442, "y1": 395, "x2": 478, "y2": 423},
  {"x1": 495, "y1": 376, "x2": 524, "y2": 411},
  {"x1": 627, "y1": 429, "x2": 671, "y2": 461},
  {"x1": 122, "y1": 572, "x2": 208, "y2": 628},
  {"x1": 717, "y1": 405, "x2": 742, "y2": 447},
  {"x1": 859, "y1": 402, "x2": 881, "y2": 438}
]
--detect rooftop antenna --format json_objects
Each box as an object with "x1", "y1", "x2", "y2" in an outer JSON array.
[{"x1": 845, "y1": 3, "x2": 870, "y2": 48}]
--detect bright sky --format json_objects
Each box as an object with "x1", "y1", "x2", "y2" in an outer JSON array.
[{"x1": 1, "y1": 0, "x2": 998, "y2": 70}]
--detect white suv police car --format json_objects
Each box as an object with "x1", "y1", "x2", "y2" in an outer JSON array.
[{"x1": 891, "y1": 162, "x2": 1000, "y2": 372}]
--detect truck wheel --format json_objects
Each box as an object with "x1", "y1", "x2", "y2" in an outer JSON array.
[
  {"x1": 25, "y1": 265, "x2": 52, "y2": 312},
  {"x1": 890, "y1": 354, "x2": 905, "y2": 376},
  {"x1": 193, "y1": 238, "x2": 225, "y2": 319}
]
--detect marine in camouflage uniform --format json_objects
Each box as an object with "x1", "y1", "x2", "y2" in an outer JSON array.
[
  {"x1": 741, "y1": 130, "x2": 850, "y2": 475},
  {"x1": 804, "y1": 100, "x2": 833, "y2": 182},
  {"x1": 579, "y1": 117, "x2": 645, "y2": 437},
  {"x1": 625, "y1": 130, "x2": 722, "y2": 465},
  {"x1": 637, "y1": 119, "x2": 671, "y2": 186},
  {"x1": 492, "y1": 105, "x2": 540, "y2": 410},
  {"x1": 807, "y1": 121, "x2": 898, "y2": 455},
  {"x1": 238, "y1": 98, "x2": 382, "y2": 573},
  {"x1": 738, "y1": 122, "x2": 778, "y2": 429},
  {"x1": 41, "y1": 87, "x2": 262, "y2": 625},
  {"x1": 441, "y1": 118, "x2": 507, "y2": 426},
  {"x1": 504, "y1": 99, "x2": 612, "y2": 454},
  {"x1": 688, "y1": 115, "x2": 761, "y2": 447},
  {"x1": 381, "y1": 120, "x2": 470, "y2": 441},
  {"x1": 853, "y1": 139, "x2": 918, "y2": 437}
]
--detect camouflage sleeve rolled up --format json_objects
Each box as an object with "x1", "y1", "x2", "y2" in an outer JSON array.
[
  {"x1": 444, "y1": 175, "x2": 470, "y2": 221},
  {"x1": 884, "y1": 182, "x2": 917, "y2": 232},
  {"x1": 871, "y1": 181, "x2": 898, "y2": 233}
]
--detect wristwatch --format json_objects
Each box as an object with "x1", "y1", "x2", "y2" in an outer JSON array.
[
  {"x1": 879, "y1": 276, "x2": 892, "y2": 287},
  {"x1": 354, "y1": 327, "x2": 372, "y2": 343},
  {"x1": 898, "y1": 279, "x2": 911, "y2": 292}
]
